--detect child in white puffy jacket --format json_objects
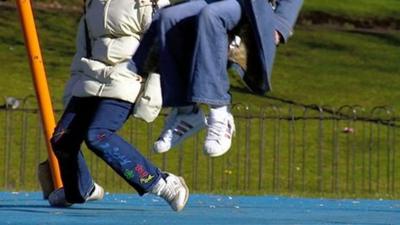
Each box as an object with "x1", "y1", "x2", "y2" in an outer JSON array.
[{"x1": 48, "y1": 0, "x2": 189, "y2": 212}]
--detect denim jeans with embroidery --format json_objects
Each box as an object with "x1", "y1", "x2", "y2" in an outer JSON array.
[{"x1": 51, "y1": 97, "x2": 163, "y2": 203}]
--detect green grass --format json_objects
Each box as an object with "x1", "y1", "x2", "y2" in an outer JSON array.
[
  {"x1": 303, "y1": 0, "x2": 400, "y2": 20},
  {"x1": 5, "y1": 0, "x2": 400, "y2": 22},
  {"x1": 1, "y1": 7, "x2": 399, "y2": 110},
  {"x1": 267, "y1": 26, "x2": 400, "y2": 109},
  {"x1": 0, "y1": 8, "x2": 76, "y2": 109}
]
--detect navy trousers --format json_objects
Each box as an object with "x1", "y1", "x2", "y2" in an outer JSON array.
[{"x1": 50, "y1": 97, "x2": 163, "y2": 203}]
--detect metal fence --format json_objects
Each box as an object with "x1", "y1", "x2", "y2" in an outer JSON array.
[{"x1": 0, "y1": 102, "x2": 399, "y2": 197}]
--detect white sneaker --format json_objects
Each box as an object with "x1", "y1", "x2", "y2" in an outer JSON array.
[
  {"x1": 203, "y1": 112, "x2": 235, "y2": 157},
  {"x1": 86, "y1": 183, "x2": 104, "y2": 202},
  {"x1": 151, "y1": 172, "x2": 189, "y2": 212},
  {"x1": 153, "y1": 108, "x2": 206, "y2": 153}
]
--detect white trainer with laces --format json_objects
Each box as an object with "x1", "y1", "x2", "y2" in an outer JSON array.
[
  {"x1": 153, "y1": 108, "x2": 206, "y2": 153},
  {"x1": 203, "y1": 112, "x2": 235, "y2": 157},
  {"x1": 151, "y1": 172, "x2": 189, "y2": 212}
]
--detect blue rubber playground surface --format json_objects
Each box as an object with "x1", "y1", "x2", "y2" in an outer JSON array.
[{"x1": 1, "y1": 192, "x2": 399, "y2": 225}]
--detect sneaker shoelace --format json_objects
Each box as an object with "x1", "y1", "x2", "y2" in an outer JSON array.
[{"x1": 206, "y1": 118, "x2": 232, "y2": 142}]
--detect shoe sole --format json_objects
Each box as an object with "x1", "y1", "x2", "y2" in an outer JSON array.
[
  {"x1": 176, "y1": 176, "x2": 189, "y2": 212},
  {"x1": 204, "y1": 146, "x2": 231, "y2": 157}
]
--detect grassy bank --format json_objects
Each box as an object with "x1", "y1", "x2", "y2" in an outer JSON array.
[
  {"x1": 303, "y1": 0, "x2": 400, "y2": 20},
  {"x1": 1, "y1": 7, "x2": 399, "y2": 110}
]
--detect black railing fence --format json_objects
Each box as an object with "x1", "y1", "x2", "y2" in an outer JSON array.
[{"x1": 0, "y1": 102, "x2": 399, "y2": 197}]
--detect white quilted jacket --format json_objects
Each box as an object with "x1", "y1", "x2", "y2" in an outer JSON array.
[{"x1": 63, "y1": 0, "x2": 169, "y2": 105}]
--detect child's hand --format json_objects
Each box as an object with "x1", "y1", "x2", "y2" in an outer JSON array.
[{"x1": 275, "y1": 30, "x2": 282, "y2": 45}]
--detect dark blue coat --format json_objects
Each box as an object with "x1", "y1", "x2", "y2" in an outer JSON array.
[{"x1": 234, "y1": 0, "x2": 303, "y2": 95}]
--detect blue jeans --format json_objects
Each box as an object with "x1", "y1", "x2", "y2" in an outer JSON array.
[
  {"x1": 132, "y1": 0, "x2": 243, "y2": 107},
  {"x1": 50, "y1": 97, "x2": 163, "y2": 203}
]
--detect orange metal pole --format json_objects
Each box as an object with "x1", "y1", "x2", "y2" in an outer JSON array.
[{"x1": 16, "y1": 0, "x2": 63, "y2": 189}]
